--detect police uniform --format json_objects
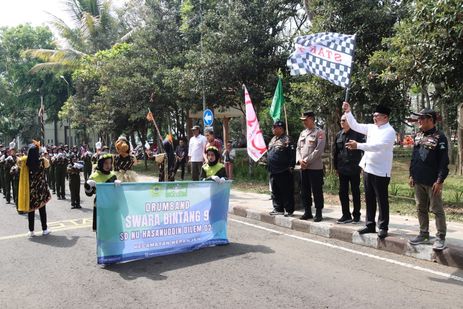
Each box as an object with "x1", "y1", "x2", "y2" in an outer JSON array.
[
  {"x1": 296, "y1": 117, "x2": 326, "y2": 220},
  {"x1": 410, "y1": 126, "x2": 449, "y2": 241},
  {"x1": 267, "y1": 121, "x2": 295, "y2": 215}
]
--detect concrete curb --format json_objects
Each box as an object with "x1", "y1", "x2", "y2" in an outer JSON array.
[{"x1": 229, "y1": 206, "x2": 463, "y2": 269}]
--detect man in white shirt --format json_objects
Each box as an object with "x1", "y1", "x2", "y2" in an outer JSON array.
[
  {"x1": 343, "y1": 101, "x2": 396, "y2": 239},
  {"x1": 188, "y1": 125, "x2": 207, "y2": 181}
]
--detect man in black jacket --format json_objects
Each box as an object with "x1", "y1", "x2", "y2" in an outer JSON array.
[
  {"x1": 332, "y1": 114, "x2": 365, "y2": 223},
  {"x1": 267, "y1": 120, "x2": 295, "y2": 217},
  {"x1": 408, "y1": 108, "x2": 449, "y2": 251}
]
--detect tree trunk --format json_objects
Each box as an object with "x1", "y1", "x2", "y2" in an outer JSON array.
[
  {"x1": 441, "y1": 103, "x2": 454, "y2": 164},
  {"x1": 457, "y1": 103, "x2": 463, "y2": 175}
]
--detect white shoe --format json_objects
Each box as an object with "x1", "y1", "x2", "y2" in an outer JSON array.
[
  {"x1": 42, "y1": 229, "x2": 51, "y2": 236},
  {"x1": 27, "y1": 231, "x2": 36, "y2": 238}
]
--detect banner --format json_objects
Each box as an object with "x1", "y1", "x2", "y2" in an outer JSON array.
[
  {"x1": 244, "y1": 85, "x2": 267, "y2": 162},
  {"x1": 287, "y1": 32, "x2": 356, "y2": 88},
  {"x1": 96, "y1": 181, "x2": 231, "y2": 264}
]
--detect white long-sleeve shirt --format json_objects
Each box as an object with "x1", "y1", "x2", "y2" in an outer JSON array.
[
  {"x1": 345, "y1": 111, "x2": 396, "y2": 177},
  {"x1": 188, "y1": 134, "x2": 207, "y2": 162}
]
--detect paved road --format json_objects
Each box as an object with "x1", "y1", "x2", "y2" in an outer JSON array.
[{"x1": 1, "y1": 187, "x2": 462, "y2": 308}]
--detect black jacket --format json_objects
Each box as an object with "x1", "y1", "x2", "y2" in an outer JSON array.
[
  {"x1": 410, "y1": 127, "x2": 449, "y2": 186},
  {"x1": 267, "y1": 134, "x2": 295, "y2": 175},
  {"x1": 332, "y1": 129, "x2": 365, "y2": 175}
]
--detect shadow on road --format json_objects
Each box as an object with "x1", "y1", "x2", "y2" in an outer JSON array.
[
  {"x1": 29, "y1": 234, "x2": 80, "y2": 248},
  {"x1": 103, "y1": 242, "x2": 274, "y2": 281},
  {"x1": 428, "y1": 270, "x2": 463, "y2": 286}
]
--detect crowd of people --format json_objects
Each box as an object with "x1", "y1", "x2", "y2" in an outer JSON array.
[
  {"x1": 0, "y1": 127, "x2": 234, "y2": 237},
  {"x1": 267, "y1": 101, "x2": 450, "y2": 251}
]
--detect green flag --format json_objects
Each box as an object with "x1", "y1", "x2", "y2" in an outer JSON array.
[{"x1": 270, "y1": 78, "x2": 284, "y2": 121}]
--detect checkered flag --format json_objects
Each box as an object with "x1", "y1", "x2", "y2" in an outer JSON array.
[{"x1": 287, "y1": 32, "x2": 356, "y2": 88}]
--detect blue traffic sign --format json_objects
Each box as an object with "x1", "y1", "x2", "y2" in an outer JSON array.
[{"x1": 203, "y1": 109, "x2": 214, "y2": 126}]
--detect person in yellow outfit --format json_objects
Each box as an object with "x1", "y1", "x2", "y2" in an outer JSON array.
[
  {"x1": 18, "y1": 141, "x2": 52, "y2": 237},
  {"x1": 200, "y1": 146, "x2": 227, "y2": 183}
]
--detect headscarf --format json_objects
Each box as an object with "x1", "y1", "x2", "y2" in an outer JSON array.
[
  {"x1": 96, "y1": 152, "x2": 113, "y2": 174},
  {"x1": 205, "y1": 146, "x2": 220, "y2": 166},
  {"x1": 26, "y1": 143, "x2": 40, "y2": 173},
  {"x1": 115, "y1": 135, "x2": 130, "y2": 158}
]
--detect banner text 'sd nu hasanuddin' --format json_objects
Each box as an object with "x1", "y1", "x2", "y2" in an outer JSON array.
[{"x1": 96, "y1": 181, "x2": 231, "y2": 264}]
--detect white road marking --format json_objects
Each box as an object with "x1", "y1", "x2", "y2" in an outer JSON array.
[{"x1": 230, "y1": 218, "x2": 463, "y2": 283}]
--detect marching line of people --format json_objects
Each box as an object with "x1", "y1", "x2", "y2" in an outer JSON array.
[{"x1": 267, "y1": 102, "x2": 450, "y2": 251}]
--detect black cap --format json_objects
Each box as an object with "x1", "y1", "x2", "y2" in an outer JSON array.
[
  {"x1": 412, "y1": 108, "x2": 437, "y2": 121},
  {"x1": 374, "y1": 105, "x2": 391, "y2": 116},
  {"x1": 300, "y1": 111, "x2": 315, "y2": 120},
  {"x1": 273, "y1": 120, "x2": 285, "y2": 128}
]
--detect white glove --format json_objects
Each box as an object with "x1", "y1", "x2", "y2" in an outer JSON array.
[
  {"x1": 87, "y1": 180, "x2": 96, "y2": 188},
  {"x1": 211, "y1": 176, "x2": 225, "y2": 184},
  {"x1": 114, "y1": 180, "x2": 122, "y2": 186}
]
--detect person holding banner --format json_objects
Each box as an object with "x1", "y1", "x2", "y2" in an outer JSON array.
[
  {"x1": 85, "y1": 153, "x2": 120, "y2": 231},
  {"x1": 297, "y1": 111, "x2": 326, "y2": 222},
  {"x1": 343, "y1": 102, "x2": 396, "y2": 239},
  {"x1": 188, "y1": 125, "x2": 207, "y2": 181},
  {"x1": 200, "y1": 146, "x2": 227, "y2": 183},
  {"x1": 267, "y1": 120, "x2": 295, "y2": 217}
]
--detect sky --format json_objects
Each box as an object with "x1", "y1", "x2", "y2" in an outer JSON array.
[{"x1": 0, "y1": 0, "x2": 126, "y2": 28}]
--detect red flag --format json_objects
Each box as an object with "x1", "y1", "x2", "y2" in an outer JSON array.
[{"x1": 244, "y1": 85, "x2": 267, "y2": 161}]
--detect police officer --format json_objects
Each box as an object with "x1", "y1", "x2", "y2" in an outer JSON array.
[
  {"x1": 267, "y1": 120, "x2": 295, "y2": 217},
  {"x1": 332, "y1": 114, "x2": 365, "y2": 224},
  {"x1": 408, "y1": 108, "x2": 449, "y2": 251},
  {"x1": 297, "y1": 111, "x2": 326, "y2": 222}
]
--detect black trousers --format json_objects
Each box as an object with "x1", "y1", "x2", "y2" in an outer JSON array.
[
  {"x1": 363, "y1": 172, "x2": 390, "y2": 230},
  {"x1": 55, "y1": 167, "x2": 66, "y2": 198},
  {"x1": 69, "y1": 174, "x2": 81, "y2": 206},
  {"x1": 4, "y1": 174, "x2": 12, "y2": 203},
  {"x1": 300, "y1": 169, "x2": 324, "y2": 214},
  {"x1": 270, "y1": 170, "x2": 294, "y2": 213},
  {"x1": 28, "y1": 206, "x2": 47, "y2": 232},
  {"x1": 338, "y1": 172, "x2": 361, "y2": 219},
  {"x1": 174, "y1": 160, "x2": 186, "y2": 180}
]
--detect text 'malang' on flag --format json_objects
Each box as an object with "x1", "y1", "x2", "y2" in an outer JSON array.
[
  {"x1": 244, "y1": 85, "x2": 267, "y2": 162},
  {"x1": 287, "y1": 32, "x2": 356, "y2": 88}
]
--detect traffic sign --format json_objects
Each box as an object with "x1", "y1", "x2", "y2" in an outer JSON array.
[{"x1": 203, "y1": 109, "x2": 214, "y2": 126}]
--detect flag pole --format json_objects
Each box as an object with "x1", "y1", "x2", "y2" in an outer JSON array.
[{"x1": 148, "y1": 108, "x2": 165, "y2": 153}]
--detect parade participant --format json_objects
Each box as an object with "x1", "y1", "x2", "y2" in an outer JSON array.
[
  {"x1": 18, "y1": 141, "x2": 52, "y2": 237},
  {"x1": 174, "y1": 138, "x2": 188, "y2": 180},
  {"x1": 161, "y1": 134, "x2": 176, "y2": 181},
  {"x1": 91, "y1": 139, "x2": 103, "y2": 168},
  {"x1": 54, "y1": 146, "x2": 68, "y2": 200},
  {"x1": 297, "y1": 111, "x2": 326, "y2": 222},
  {"x1": 67, "y1": 154, "x2": 83, "y2": 209},
  {"x1": 4, "y1": 146, "x2": 17, "y2": 204},
  {"x1": 408, "y1": 108, "x2": 449, "y2": 251},
  {"x1": 48, "y1": 146, "x2": 56, "y2": 194},
  {"x1": 0, "y1": 145, "x2": 5, "y2": 197},
  {"x1": 332, "y1": 114, "x2": 365, "y2": 224},
  {"x1": 113, "y1": 135, "x2": 137, "y2": 182},
  {"x1": 82, "y1": 148, "x2": 93, "y2": 182},
  {"x1": 267, "y1": 120, "x2": 295, "y2": 217},
  {"x1": 188, "y1": 125, "x2": 207, "y2": 181},
  {"x1": 85, "y1": 153, "x2": 119, "y2": 231},
  {"x1": 10, "y1": 155, "x2": 21, "y2": 211},
  {"x1": 343, "y1": 101, "x2": 396, "y2": 239},
  {"x1": 222, "y1": 141, "x2": 236, "y2": 180},
  {"x1": 200, "y1": 146, "x2": 227, "y2": 183}
]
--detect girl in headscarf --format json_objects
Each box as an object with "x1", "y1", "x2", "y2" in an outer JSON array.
[
  {"x1": 18, "y1": 141, "x2": 52, "y2": 237},
  {"x1": 85, "y1": 153, "x2": 119, "y2": 231},
  {"x1": 113, "y1": 135, "x2": 137, "y2": 182},
  {"x1": 200, "y1": 146, "x2": 227, "y2": 183}
]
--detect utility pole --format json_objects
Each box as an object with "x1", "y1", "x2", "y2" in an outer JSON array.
[{"x1": 200, "y1": 0, "x2": 206, "y2": 113}]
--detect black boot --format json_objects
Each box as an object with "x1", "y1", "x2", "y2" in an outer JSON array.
[{"x1": 314, "y1": 208, "x2": 323, "y2": 222}]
